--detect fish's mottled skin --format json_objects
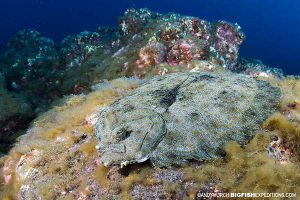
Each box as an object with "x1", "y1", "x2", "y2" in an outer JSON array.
[{"x1": 95, "y1": 71, "x2": 281, "y2": 167}]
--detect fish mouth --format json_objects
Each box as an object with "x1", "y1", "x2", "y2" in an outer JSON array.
[
  {"x1": 100, "y1": 153, "x2": 150, "y2": 167},
  {"x1": 98, "y1": 143, "x2": 151, "y2": 167},
  {"x1": 96, "y1": 143, "x2": 125, "y2": 166},
  {"x1": 100, "y1": 151, "x2": 126, "y2": 167},
  {"x1": 98, "y1": 143, "x2": 139, "y2": 167}
]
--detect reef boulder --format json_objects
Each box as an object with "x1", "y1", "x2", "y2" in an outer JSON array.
[
  {"x1": 59, "y1": 28, "x2": 118, "y2": 69},
  {"x1": 95, "y1": 71, "x2": 281, "y2": 167},
  {"x1": 0, "y1": 29, "x2": 60, "y2": 104},
  {"x1": 0, "y1": 75, "x2": 33, "y2": 152}
]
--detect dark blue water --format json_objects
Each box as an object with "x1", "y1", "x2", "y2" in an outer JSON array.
[{"x1": 0, "y1": 0, "x2": 299, "y2": 75}]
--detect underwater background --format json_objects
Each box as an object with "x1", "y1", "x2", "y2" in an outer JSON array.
[
  {"x1": 0, "y1": 0, "x2": 299, "y2": 75},
  {"x1": 1, "y1": 1, "x2": 300, "y2": 199}
]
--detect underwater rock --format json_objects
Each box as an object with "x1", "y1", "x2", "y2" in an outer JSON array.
[
  {"x1": 95, "y1": 71, "x2": 281, "y2": 167},
  {"x1": 0, "y1": 9, "x2": 246, "y2": 98},
  {"x1": 0, "y1": 75, "x2": 33, "y2": 151},
  {"x1": 59, "y1": 31, "x2": 102, "y2": 69},
  {"x1": 64, "y1": 8, "x2": 246, "y2": 83},
  {"x1": 56, "y1": 28, "x2": 120, "y2": 95},
  {"x1": 0, "y1": 30, "x2": 63, "y2": 153},
  {"x1": 0, "y1": 78, "x2": 142, "y2": 199},
  {"x1": 118, "y1": 8, "x2": 245, "y2": 76},
  {"x1": 0, "y1": 29, "x2": 60, "y2": 104},
  {"x1": 1, "y1": 75, "x2": 299, "y2": 199},
  {"x1": 237, "y1": 58, "x2": 284, "y2": 79},
  {"x1": 136, "y1": 42, "x2": 167, "y2": 68},
  {"x1": 119, "y1": 8, "x2": 160, "y2": 37},
  {"x1": 166, "y1": 38, "x2": 209, "y2": 66},
  {"x1": 59, "y1": 28, "x2": 118, "y2": 69},
  {"x1": 212, "y1": 21, "x2": 244, "y2": 68}
]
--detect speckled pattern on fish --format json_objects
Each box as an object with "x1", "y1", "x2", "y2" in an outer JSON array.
[{"x1": 95, "y1": 71, "x2": 281, "y2": 167}]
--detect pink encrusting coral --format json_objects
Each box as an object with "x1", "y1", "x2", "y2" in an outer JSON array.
[
  {"x1": 213, "y1": 21, "x2": 245, "y2": 68},
  {"x1": 180, "y1": 17, "x2": 211, "y2": 40},
  {"x1": 136, "y1": 42, "x2": 167, "y2": 68},
  {"x1": 167, "y1": 38, "x2": 209, "y2": 66},
  {"x1": 159, "y1": 25, "x2": 182, "y2": 44}
]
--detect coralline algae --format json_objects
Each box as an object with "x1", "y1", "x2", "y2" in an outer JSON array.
[{"x1": 95, "y1": 71, "x2": 281, "y2": 167}]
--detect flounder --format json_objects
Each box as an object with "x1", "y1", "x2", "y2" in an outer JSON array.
[{"x1": 95, "y1": 71, "x2": 281, "y2": 167}]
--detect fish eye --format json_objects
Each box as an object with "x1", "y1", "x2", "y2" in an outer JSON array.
[{"x1": 115, "y1": 127, "x2": 132, "y2": 141}]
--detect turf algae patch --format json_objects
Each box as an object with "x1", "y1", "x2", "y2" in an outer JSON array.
[
  {"x1": 0, "y1": 78, "x2": 140, "y2": 200},
  {"x1": 95, "y1": 71, "x2": 281, "y2": 167},
  {"x1": 181, "y1": 131, "x2": 300, "y2": 196}
]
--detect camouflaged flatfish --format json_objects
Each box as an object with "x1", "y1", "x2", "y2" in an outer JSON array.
[{"x1": 95, "y1": 71, "x2": 281, "y2": 167}]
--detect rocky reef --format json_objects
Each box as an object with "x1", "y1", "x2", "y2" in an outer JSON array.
[
  {"x1": 0, "y1": 29, "x2": 60, "y2": 103},
  {"x1": 0, "y1": 8, "x2": 299, "y2": 200},
  {"x1": 0, "y1": 8, "x2": 281, "y2": 148},
  {"x1": 0, "y1": 75, "x2": 34, "y2": 153}
]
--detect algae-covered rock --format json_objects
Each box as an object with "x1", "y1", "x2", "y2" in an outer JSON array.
[
  {"x1": 59, "y1": 28, "x2": 118, "y2": 69},
  {"x1": 237, "y1": 58, "x2": 284, "y2": 79},
  {"x1": 57, "y1": 8, "x2": 245, "y2": 91},
  {"x1": 0, "y1": 75, "x2": 33, "y2": 151},
  {"x1": 0, "y1": 29, "x2": 60, "y2": 105},
  {"x1": 1, "y1": 75, "x2": 299, "y2": 199},
  {"x1": 95, "y1": 71, "x2": 281, "y2": 167}
]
